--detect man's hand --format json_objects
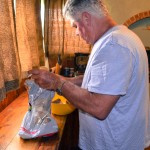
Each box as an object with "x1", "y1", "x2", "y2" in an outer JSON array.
[{"x1": 28, "y1": 69, "x2": 61, "y2": 90}]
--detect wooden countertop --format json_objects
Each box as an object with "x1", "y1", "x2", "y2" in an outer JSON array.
[{"x1": 0, "y1": 92, "x2": 67, "y2": 150}]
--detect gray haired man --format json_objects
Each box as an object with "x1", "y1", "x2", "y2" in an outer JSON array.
[{"x1": 29, "y1": 0, "x2": 150, "y2": 149}]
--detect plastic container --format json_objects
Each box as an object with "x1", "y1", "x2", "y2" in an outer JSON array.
[{"x1": 51, "y1": 93, "x2": 76, "y2": 115}]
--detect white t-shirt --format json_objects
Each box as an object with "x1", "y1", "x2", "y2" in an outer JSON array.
[{"x1": 79, "y1": 25, "x2": 150, "y2": 150}]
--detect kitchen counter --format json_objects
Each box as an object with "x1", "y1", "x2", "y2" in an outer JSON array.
[{"x1": 0, "y1": 91, "x2": 67, "y2": 150}]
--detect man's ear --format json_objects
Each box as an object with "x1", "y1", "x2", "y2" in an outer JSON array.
[{"x1": 82, "y1": 12, "x2": 91, "y2": 26}]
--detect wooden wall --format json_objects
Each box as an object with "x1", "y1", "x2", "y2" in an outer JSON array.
[{"x1": 0, "y1": 80, "x2": 26, "y2": 112}]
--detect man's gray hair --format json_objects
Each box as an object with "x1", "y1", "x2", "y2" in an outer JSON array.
[{"x1": 63, "y1": 0, "x2": 109, "y2": 21}]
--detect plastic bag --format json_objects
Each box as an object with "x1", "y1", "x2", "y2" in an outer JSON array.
[{"x1": 18, "y1": 79, "x2": 58, "y2": 139}]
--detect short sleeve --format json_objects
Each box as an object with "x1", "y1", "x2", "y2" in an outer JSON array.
[{"x1": 88, "y1": 43, "x2": 134, "y2": 95}]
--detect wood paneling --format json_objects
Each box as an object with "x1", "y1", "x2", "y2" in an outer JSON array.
[
  {"x1": 0, "y1": 79, "x2": 26, "y2": 112},
  {"x1": 59, "y1": 109, "x2": 79, "y2": 150}
]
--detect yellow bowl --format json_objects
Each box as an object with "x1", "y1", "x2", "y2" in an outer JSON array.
[{"x1": 51, "y1": 93, "x2": 76, "y2": 115}]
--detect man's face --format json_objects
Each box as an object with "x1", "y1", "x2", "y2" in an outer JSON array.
[{"x1": 71, "y1": 19, "x2": 92, "y2": 44}]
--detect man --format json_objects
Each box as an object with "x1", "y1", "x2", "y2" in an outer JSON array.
[{"x1": 29, "y1": 0, "x2": 150, "y2": 149}]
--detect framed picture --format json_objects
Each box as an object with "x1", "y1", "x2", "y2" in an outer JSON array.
[{"x1": 129, "y1": 17, "x2": 150, "y2": 48}]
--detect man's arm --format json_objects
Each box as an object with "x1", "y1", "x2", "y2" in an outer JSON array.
[
  {"x1": 61, "y1": 80, "x2": 120, "y2": 120},
  {"x1": 60, "y1": 75, "x2": 83, "y2": 87},
  {"x1": 29, "y1": 69, "x2": 120, "y2": 120}
]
